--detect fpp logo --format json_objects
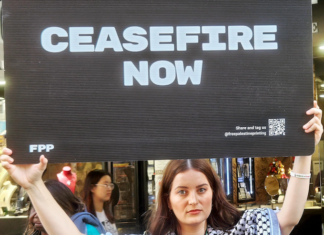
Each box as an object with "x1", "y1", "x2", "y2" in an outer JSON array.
[{"x1": 29, "y1": 144, "x2": 54, "y2": 153}]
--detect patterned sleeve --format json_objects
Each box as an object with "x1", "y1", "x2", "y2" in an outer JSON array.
[{"x1": 229, "y1": 208, "x2": 281, "y2": 235}]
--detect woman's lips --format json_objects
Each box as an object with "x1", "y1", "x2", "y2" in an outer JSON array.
[
  {"x1": 33, "y1": 219, "x2": 41, "y2": 225},
  {"x1": 187, "y1": 209, "x2": 202, "y2": 215}
]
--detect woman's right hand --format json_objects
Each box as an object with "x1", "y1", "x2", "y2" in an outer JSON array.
[
  {"x1": 0, "y1": 148, "x2": 48, "y2": 190},
  {"x1": 2, "y1": 148, "x2": 84, "y2": 235}
]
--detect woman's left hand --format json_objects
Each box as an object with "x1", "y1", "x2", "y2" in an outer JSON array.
[
  {"x1": 303, "y1": 101, "x2": 323, "y2": 145},
  {"x1": 278, "y1": 101, "x2": 323, "y2": 235}
]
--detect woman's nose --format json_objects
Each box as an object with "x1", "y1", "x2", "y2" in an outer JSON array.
[
  {"x1": 188, "y1": 192, "x2": 198, "y2": 205},
  {"x1": 29, "y1": 212, "x2": 36, "y2": 223},
  {"x1": 34, "y1": 212, "x2": 39, "y2": 219}
]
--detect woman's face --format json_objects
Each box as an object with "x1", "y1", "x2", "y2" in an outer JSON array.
[
  {"x1": 29, "y1": 206, "x2": 47, "y2": 233},
  {"x1": 168, "y1": 169, "x2": 213, "y2": 228},
  {"x1": 91, "y1": 175, "x2": 113, "y2": 202}
]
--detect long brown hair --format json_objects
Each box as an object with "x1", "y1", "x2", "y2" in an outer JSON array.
[
  {"x1": 25, "y1": 180, "x2": 84, "y2": 235},
  {"x1": 147, "y1": 159, "x2": 241, "y2": 235},
  {"x1": 83, "y1": 170, "x2": 115, "y2": 223}
]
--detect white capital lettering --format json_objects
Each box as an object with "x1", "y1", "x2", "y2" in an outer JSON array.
[
  {"x1": 228, "y1": 26, "x2": 253, "y2": 50},
  {"x1": 254, "y1": 25, "x2": 278, "y2": 50},
  {"x1": 123, "y1": 27, "x2": 148, "y2": 52},
  {"x1": 46, "y1": 144, "x2": 55, "y2": 152},
  {"x1": 41, "y1": 27, "x2": 68, "y2": 53},
  {"x1": 69, "y1": 27, "x2": 94, "y2": 52},
  {"x1": 29, "y1": 145, "x2": 38, "y2": 153},
  {"x1": 175, "y1": 60, "x2": 203, "y2": 85},
  {"x1": 176, "y1": 26, "x2": 200, "y2": 51},
  {"x1": 202, "y1": 26, "x2": 226, "y2": 51},
  {"x1": 150, "y1": 61, "x2": 176, "y2": 86},
  {"x1": 124, "y1": 61, "x2": 149, "y2": 86},
  {"x1": 38, "y1": 145, "x2": 46, "y2": 152},
  {"x1": 150, "y1": 27, "x2": 174, "y2": 51},
  {"x1": 95, "y1": 27, "x2": 123, "y2": 52}
]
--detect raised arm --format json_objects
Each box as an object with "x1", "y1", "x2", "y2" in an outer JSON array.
[
  {"x1": 276, "y1": 101, "x2": 323, "y2": 235},
  {"x1": 0, "y1": 149, "x2": 84, "y2": 235}
]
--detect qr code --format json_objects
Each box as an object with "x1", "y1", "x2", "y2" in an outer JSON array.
[{"x1": 269, "y1": 118, "x2": 285, "y2": 136}]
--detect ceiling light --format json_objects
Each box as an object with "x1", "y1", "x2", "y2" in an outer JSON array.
[
  {"x1": 0, "y1": 81, "x2": 5, "y2": 85},
  {"x1": 320, "y1": 94, "x2": 324, "y2": 98},
  {"x1": 320, "y1": 46, "x2": 324, "y2": 50}
]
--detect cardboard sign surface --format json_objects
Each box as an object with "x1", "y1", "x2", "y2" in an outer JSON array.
[{"x1": 3, "y1": 0, "x2": 313, "y2": 163}]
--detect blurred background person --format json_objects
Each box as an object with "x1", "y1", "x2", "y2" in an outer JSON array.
[{"x1": 83, "y1": 170, "x2": 118, "y2": 235}]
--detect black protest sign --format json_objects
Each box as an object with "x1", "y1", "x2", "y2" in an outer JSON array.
[{"x1": 3, "y1": 0, "x2": 313, "y2": 163}]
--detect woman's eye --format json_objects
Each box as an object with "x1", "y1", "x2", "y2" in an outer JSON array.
[
  {"x1": 198, "y1": 188, "x2": 207, "y2": 193},
  {"x1": 178, "y1": 190, "x2": 186, "y2": 195}
]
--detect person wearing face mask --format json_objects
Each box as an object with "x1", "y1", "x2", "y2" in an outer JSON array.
[
  {"x1": 147, "y1": 103, "x2": 323, "y2": 235},
  {"x1": 83, "y1": 170, "x2": 118, "y2": 235}
]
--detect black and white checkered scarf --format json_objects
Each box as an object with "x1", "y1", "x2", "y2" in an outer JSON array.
[
  {"x1": 167, "y1": 208, "x2": 281, "y2": 235},
  {"x1": 207, "y1": 208, "x2": 273, "y2": 235}
]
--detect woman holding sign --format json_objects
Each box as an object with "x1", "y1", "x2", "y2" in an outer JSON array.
[
  {"x1": 147, "y1": 101, "x2": 323, "y2": 235},
  {"x1": 0, "y1": 101, "x2": 323, "y2": 235}
]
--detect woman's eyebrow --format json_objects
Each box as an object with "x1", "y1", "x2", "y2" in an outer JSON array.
[
  {"x1": 174, "y1": 186, "x2": 188, "y2": 190},
  {"x1": 174, "y1": 184, "x2": 209, "y2": 190},
  {"x1": 196, "y1": 183, "x2": 209, "y2": 188}
]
